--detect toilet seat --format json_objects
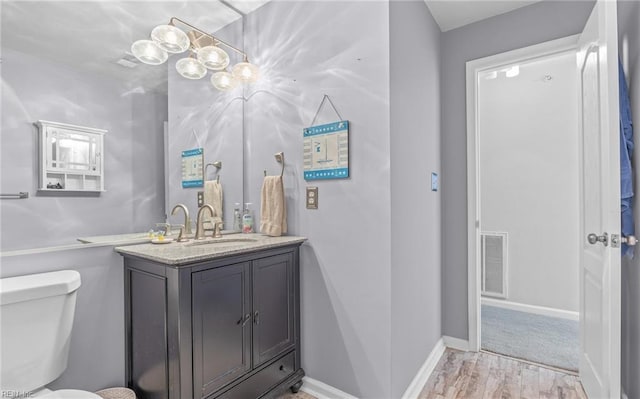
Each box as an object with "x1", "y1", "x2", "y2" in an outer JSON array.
[{"x1": 40, "y1": 389, "x2": 102, "y2": 399}]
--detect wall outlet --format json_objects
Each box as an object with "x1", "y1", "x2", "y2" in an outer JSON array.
[
  {"x1": 306, "y1": 187, "x2": 318, "y2": 209},
  {"x1": 197, "y1": 191, "x2": 204, "y2": 207}
]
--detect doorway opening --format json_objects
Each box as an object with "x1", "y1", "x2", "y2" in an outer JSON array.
[{"x1": 466, "y1": 35, "x2": 581, "y2": 372}]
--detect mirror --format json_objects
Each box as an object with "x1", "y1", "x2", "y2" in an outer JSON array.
[
  {"x1": 164, "y1": 17, "x2": 245, "y2": 232},
  {"x1": 0, "y1": 1, "x2": 254, "y2": 252},
  {"x1": 49, "y1": 132, "x2": 95, "y2": 171}
]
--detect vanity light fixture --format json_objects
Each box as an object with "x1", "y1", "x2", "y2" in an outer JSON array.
[
  {"x1": 175, "y1": 55, "x2": 207, "y2": 80},
  {"x1": 131, "y1": 17, "x2": 259, "y2": 90},
  {"x1": 211, "y1": 71, "x2": 238, "y2": 91},
  {"x1": 232, "y1": 59, "x2": 260, "y2": 83}
]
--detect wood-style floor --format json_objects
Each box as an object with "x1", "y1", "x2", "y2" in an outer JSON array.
[
  {"x1": 277, "y1": 391, "x2": 316, "y2": 399},
  {"x1": 277, "y1": 349, "x2": 587, "y2": 399},
  {"x1": 418, "y1": 349, "x2": 587, "y2": 399}
]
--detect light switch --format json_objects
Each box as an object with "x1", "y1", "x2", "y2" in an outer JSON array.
[
  {"x1": 306, "y1": 187, "x2": 318, "y2": 209},
  {"x1": 431, "y1": 173, "x2": 438, "y2": 192}
]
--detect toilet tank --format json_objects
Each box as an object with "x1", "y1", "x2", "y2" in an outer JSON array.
[{"x1": 0, "y1": 270, "x2": 82, "y2": 393}]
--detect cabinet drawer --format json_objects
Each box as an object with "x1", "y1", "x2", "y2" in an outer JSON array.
[{"x1": 217, "y1": 352, "x2": 295, "y2": 399}]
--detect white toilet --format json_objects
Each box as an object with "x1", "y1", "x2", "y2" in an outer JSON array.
[{"x1": 0, "y1": 270, "x2": 103, "y2": 398}]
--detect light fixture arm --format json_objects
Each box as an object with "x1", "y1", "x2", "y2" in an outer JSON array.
[{"x1": 169, "y1": 17, "x2": 249, "y2": 61}]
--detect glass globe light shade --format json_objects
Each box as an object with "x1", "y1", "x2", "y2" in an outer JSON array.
[
  {"x1": 231, "y1": 61, "x2": 259, "y2": 83},
  {"x1": 176, "y1": 57, "x2": 207, "y2": 80},
  {"x1": 151, "y1": 24, "x2": 190, "y2": 54},
  {"x1": 197, "y1": 46, "x2": 230, "y2": 71},
  {"x1": 210, "y1": 71, "x2": 238, "y2": 91},
  {"x1": 131, "y1": 40, "x2": 168, "y2": 65}
]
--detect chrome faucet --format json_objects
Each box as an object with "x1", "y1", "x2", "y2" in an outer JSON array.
[
  {"x1": 195, "y1": 204, "x2": 215, "y2": 240},
  {"x1": 171, "y1": 204, "x2": 192, "y2": 242}
]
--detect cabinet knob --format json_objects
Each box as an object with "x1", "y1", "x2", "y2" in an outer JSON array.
[{"x1": 254, "y1": 311, "x2": 260, "y2": 325}]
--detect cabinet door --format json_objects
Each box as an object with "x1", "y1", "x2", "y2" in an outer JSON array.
[
  {"x1": 192, "y1": 262, "x2": 251, "y2": 398},
  {"x1": 252, "y1": 253, "x2": 295, "y2": 367}
]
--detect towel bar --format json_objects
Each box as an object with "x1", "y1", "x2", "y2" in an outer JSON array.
[
  {"x1": 205, "y1": 161, "x2": 222, "y2": 183},
  {"x1": 264, "y1": 152, "x2": 285, "y2": 177},
  {"x1": 0, "y1": 192, "x2": 29, "y2": 199}
]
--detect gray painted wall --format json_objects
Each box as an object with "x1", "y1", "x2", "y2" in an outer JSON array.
[
  {"x1": 440, "y1": 0, "x2": 595, "y2": 340},
  {"x1": 389, "y1": 1, "x2": 442, "y2": 397},
  {"x1": 0, "y1": 248, "x2": 126, "y2": 391},
  {"x1": 0, "y1": 48, "x2": 167, "y2": 250},
  {"x1": 618, "y1": 1, "x2": 640, "y2": 398},
  {"x1": 243, "y1": 2, "x2": 393, "y2": 397}
]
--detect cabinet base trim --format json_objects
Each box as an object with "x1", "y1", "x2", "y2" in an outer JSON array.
[{"x1": 300, "y1": 376, "x2": 358, "y2": 399}]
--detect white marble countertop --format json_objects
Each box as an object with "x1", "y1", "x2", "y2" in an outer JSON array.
[
  {"x1": 114, "y1": 234, "x2": 307, "y2": 266},
  {"x1": 77, "y1": 229, "x2": 244, "y2": 245}
]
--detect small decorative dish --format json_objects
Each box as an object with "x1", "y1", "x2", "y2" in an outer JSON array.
[{"x1": 151, "y1": 237, "x2": 174, "y2": 244}]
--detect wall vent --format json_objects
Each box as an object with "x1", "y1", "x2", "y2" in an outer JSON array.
[
  {"x1": 116, "y1": 52, "x2": 140, "y2": 68},
  {"x1": 481, "y1": 231, "x2": 508, "y2": 299}
]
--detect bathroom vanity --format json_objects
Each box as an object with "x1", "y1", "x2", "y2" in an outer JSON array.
[{"x1": 115, "y1": 235, "x2": 306, "y2": 399}]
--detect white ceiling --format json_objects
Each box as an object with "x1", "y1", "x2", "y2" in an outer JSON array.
[
  {"x1": 1, "y1": 0, "x2": 544, "y2": 91},
  {"x1": 1, "y1": 1, "x2": 270, "y2": 91},
  {"x1": 425, "y1": 0, "x2": 543, "y2": 32}
]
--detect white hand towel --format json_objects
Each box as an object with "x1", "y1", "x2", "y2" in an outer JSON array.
[
  {"x1": 260, "y1": 176, "x2": 287, "y2": 237},
  {"x1": 203, "y1": 180, "x2": 223, "y2": 229}
]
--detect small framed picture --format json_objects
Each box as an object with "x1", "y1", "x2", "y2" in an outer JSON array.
[
  {"x1": 181, "y1": 148, "x2": 204, "y2": 188},
  {"x1": 303, "y1": 120, "x2": 349, "y2": 181}
]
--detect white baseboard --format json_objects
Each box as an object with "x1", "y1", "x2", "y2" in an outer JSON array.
[
  {"x1": 302, "y1": 337, "x2": 469, "y2": 399},
  {"x1": 401, "y1": 337, "x2": 446, "y2": 399},
  {"x1": 301, "y1": 376, "x2": 358, "y2": 399},
  {"x1": 481, "y1": 297, "x2": 579, "y2": 321},
  {"x1": 442, "y1": 336, "x2": 470, "y2": 352}
]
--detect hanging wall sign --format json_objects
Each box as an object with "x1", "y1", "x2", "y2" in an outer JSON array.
[
  {"x1": 181, "y1": 148, "x2": 204, "y2": 188},
  {"x1": 303, "y1": 120, "x2": 349, "y2": 180}
]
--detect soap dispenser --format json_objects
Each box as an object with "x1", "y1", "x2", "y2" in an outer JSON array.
[
  {"x1": 242, "y1": 202, "x2": 254, "y2": 233},
  {"x1": 233, "y1": 203, "x2": 242, "y2": 232}
]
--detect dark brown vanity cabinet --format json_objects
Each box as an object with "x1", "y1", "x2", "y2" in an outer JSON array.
[{"x1": 123, "y1": 245, "x2": 304, "y2": 399}]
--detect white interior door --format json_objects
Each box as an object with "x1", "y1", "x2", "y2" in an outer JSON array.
[{"x1": 577, "y1": 1, "x2": 621, "y2": 398}]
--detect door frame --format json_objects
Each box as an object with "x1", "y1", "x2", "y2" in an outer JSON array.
[{"x1": 465, "y1": 34, "x2": 580, "y2": 352}]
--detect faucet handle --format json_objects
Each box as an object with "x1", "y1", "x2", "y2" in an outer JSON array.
[
  {"x1": 213, "y1": 220, "x2": 223, "y2": 238},
  {"x1": 173, "y1": 224, "x2": 189, "y2": 242},
  {"x1": 185, "y1": 217, "x2": 192, "y2": 235}
]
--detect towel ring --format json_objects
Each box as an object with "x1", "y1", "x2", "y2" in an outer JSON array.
[
  {"x1": 205, "y1": 161, "x2": 222, "y2": 183},
  {"x1": 264, "y1": 152, "x2": 285, "y2": 177}
]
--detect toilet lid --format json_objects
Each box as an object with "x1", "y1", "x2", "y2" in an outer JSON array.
[{"x1": 40, "y1": 389, "x2": 102, "y2": 399}]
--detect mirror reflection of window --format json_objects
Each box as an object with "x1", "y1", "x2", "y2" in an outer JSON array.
[
  {"x1": 61, "y1": 133, "x2": 90, "y2": 170},
  {"x1": 48, "y1": 130, "x2": 98, "y2": 171}
]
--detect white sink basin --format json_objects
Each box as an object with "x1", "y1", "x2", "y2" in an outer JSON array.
[{"x1": 183, "y1": 237, "x2": 258, "y2": 247}]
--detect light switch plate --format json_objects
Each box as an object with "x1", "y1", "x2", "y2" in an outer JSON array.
[
  {"x1": 197, "y1": 191, "x2": 204, "y2": 207},
  {"x1": 431, "y1": 173, "x2": 438, "y2": 192},
  {"x1": 306, "y1": 187, "x2": 318, "y2": 209}
]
